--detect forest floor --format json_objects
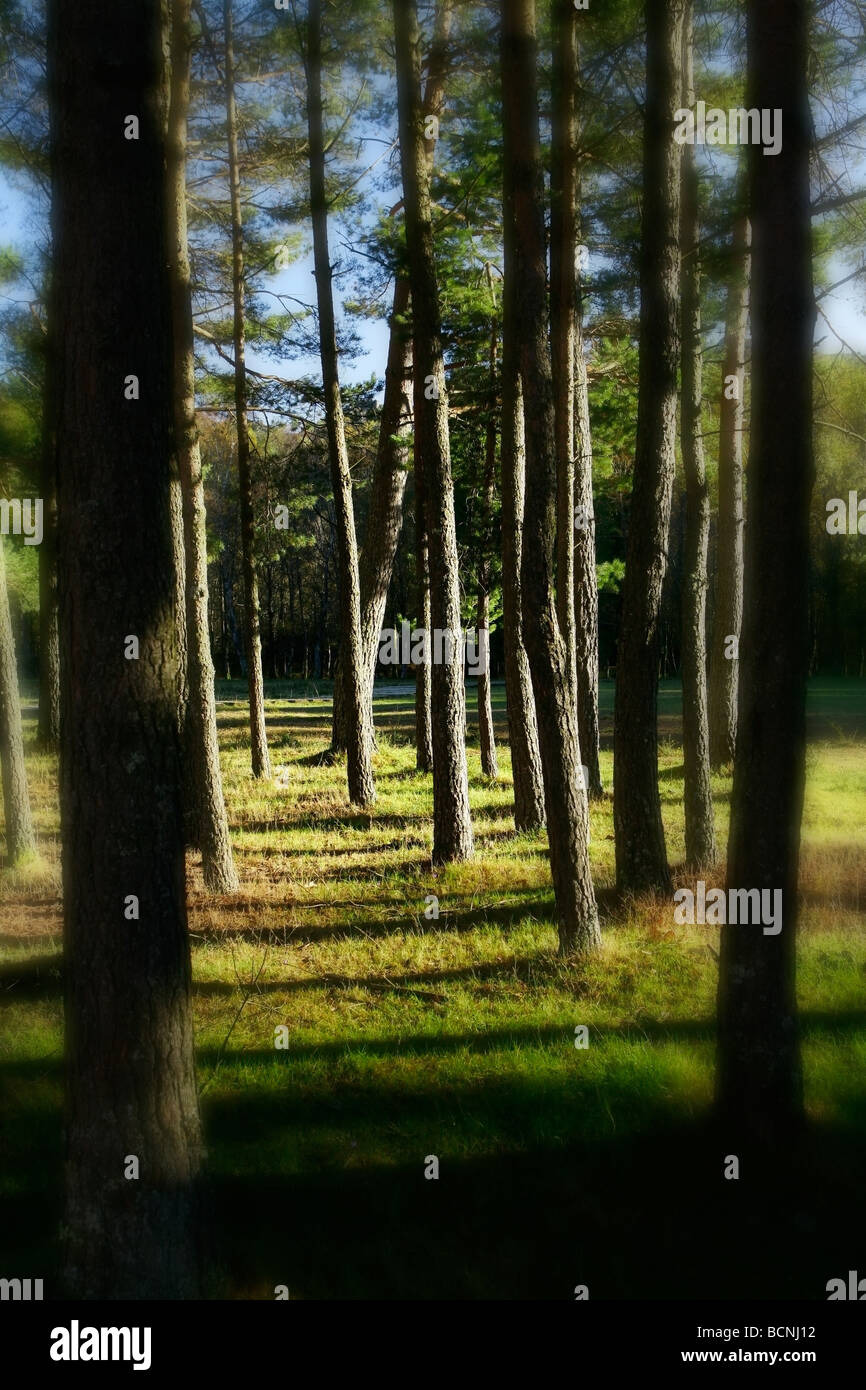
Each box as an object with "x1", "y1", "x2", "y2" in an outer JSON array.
[{"x1": 1, "y1": 679, "x2": 865, "y2": 1299}]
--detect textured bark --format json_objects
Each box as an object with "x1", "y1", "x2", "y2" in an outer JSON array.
[
  {"x1": 551, "y1": 0, "x2": 602, "y2": 801},
  {"x1": 169, "y1": 440, "x2": 189, "y2": 741},
  {"x1": 476, "y1": 270, "x2": 498, "y2": 780},
  {"x1": 168, "y1": 0, "x2": 238, "y2": 892},
  {"x1": 501, "y1": 349, "x2": 545, "y2": 831},
  {"x1": 306, "y1": 0, "x2": 375, "y2": 807},
  {"x1": 405, "y1": 0, "x2": 451, "y2": 780},
  {"x1": 573, "y1": 307, "x2": 603, "y2": 799},
  {"x1": 0, "y1": 536, "x2": 36, "y2": 864},
  {"x1": 709, "y1": 207, "x2": 750, "y2": 769},
  {"x1": 37, "y1": 314, "x2": 60, "y2": 752},
  {"x1": 550, "y1": 0, "x2": 577, "y2": 715},
  {"x1": 613, "y1": 0, "x2": 685, "y2": 897},
  {"x1": 49, "y1": 0, "x2": 203, "y2": 1297},
  {"x1": 395, "y1": 0, "x2": 473, "y2": 862},
  {"x1": 224, "y1": 0, "x2": 270, "y2": 779},
  {"x1": 678, "y1": 1, "x2": 716, "y2": 870},
  {"x1": 716, "y1": 0, "x2": 813, "y2": 1143},
  {"x1": 502, "y1": 0, "x2": 598, "y2": 954},
  {"x1": 572, "y1": 160, "x2": 603, "y2": 800}
]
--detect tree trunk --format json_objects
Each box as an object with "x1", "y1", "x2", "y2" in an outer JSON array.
[
  {"x1": 613, "y1": 0, "x2": 685, "y2": 897},
  {"x1": 709, "y1": 205, "x2": 750, "y2": 769},
  {"x1": 572, "y1": 178, "x2": 603, "y2": 798},
  {"x1": 501, "y1": 339, "x2": 545, "y2": 831},
  {"x1": 359, "y1": 274, "x2": 412, "y2": 702},
  {"x1": 48, "y1": 0, "x2": 203, "y2": 1297},
  {"x1": 37, "y1": 313, "x2": 60, "y2": 752},
  {"x1": 306, "y1": 0, "x2": 375, "y2": 807},
  {"x1": 501, "y1": 0, "x2": 598, "y2": 954},
  {"x1": 395, "y1": 0, "x2": 473, "y2": 862},
  {"x1": 0, "y1": 536, "x2": 36, "y2": 864},
  {"x1": 550, "y1": 0, "x2": 577, "y2": 714},
  {"x1": 224, "y1": 0, "x2": 270, "y2": 779},
  {"x1": 476, "y1": 268, "x2": 498, "y2": 780},
  {"x1": 678, "y1": 0, "x2": 716, "y2": 870},
  {"x1": 168, "y1": 0, "x2": 238, "y2": 892},
  {"x1": 413, "y1": 454, "x2": 433, "y2": 771},
  {"x1": 332, "y1": 5, "x2": 449, "y2": 758},
  {"x1": 716, "y1": 0, "x2": 813, "y2": 1144}
]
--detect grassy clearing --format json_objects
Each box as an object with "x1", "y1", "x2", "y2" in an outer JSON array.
[{"x1": 1, "y1": 678, "x2": 865, "y2": 1298}]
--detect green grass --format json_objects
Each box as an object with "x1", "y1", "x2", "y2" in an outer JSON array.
[{"x1": 1, "y1": 677, "x2": 865, "y2": 1298}]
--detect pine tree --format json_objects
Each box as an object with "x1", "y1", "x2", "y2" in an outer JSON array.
[
  {"x1": 49, "y1": 0, "x2": 203, "y2": 1296},
  {"x1": 502, "y1": 0, "x2": 598, "y2": 953},
  {"x1": 613, "y1": 0, "x2": 685, "y2": 898},
  {"x1": 394, "y1": 0, "x2": 473, "y2": 862}
]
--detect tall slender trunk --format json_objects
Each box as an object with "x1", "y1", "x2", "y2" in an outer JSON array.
[
  {"x1": 501, "y1": 330, "x2": 545, "y2": 831},
  {"x1": 550, "y1": 0, "x2": 577, "y2": 712},
  {"x1": 0, "y1": 536, "x2": 36, "y2": 864},
  {"x1": 168, "y1": 0, "x2": 238, "y2": 892},
  {"x1": 709, "y1": 205, "x2": 750, "y2": 769},
  {"x1": 49, "y1": 0, "x2": 203, "y2": 1297},
  {"x1": 395, "y1": 0, "x2": 473, "y2": 863},
  {"x1": 573, "y1": 174, "x2": 603, "y2": 800},
  {"x1": 679, "y1": 0, "x2": 716, "y2": 870},
  {"x1": 716, "y1": 0, "x2": 813, "y2": 1144},
  {"x1": 613, "y1": 0, "x2": 685, "y2": 897},
  {"x1": 224, "y1": 0, "x2": 269, "y2": 778},
  {"x1": 331, "y1": 237, "x2": 412, "y2": 756},
  {"x1": 476, "y1": 267, "x2": 498, "y2": 779},
  {"x1": 359, "y1": 274, "x2": 412, "y2": 700},
  {"x1": 502, "y1": 0, "x2": 598, "y2": 954},
  {"x1": 37, "y1": 307, "x2": 60, "y2": 752},
  {"x1": 413, "y1": 421, "x2": 434, "y2": 772},
  {"x1": 306, "y1": 0, "x2": 375, "y2": 807}
]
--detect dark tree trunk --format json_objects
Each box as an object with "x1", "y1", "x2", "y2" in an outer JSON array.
[
  {"x1": 476, "y1": 267, "x2": 498, "y2": 780},
  {"x1": 37, "y1": 312, "x2": 61, "y2": 752},
  {"x1": 169, "y1": 0, "x2": 238, "y2": 892},
  {"x1": 49, "y1": 0, "x2": 203, "y2": 1297},
  {"x1": 395, "y1": 0, "x2": 473, "y2": 862},
  {"x1": 306, "y1": 0, "x2": 375, "y2": 807},
  {"x1": 678, "y1": 0, "x2": 716, "y2": 870},
  {"x1": 550, "y1": 0, "x2": 577, "y2": 716},
  {"x1": 224, "y1": 0, "x2": 270, "y2": 779},
  {"x1": 0, "y1": 537, "x2": 36, "y2": 864},
  {"x1": 716, "y1": 0, "x2": 813, "y2": 1144},
  {"x1": 551, "y1": 0, "x2": 602, "y2": 803},
  {"x1": 709, "y1": 205, "x2": 750, "y2": 769},
  {"x1": 613, "y1": 0, "x2": 685, "y2": 897},
  {"x1": 502, "y1": 0, "x2": 598, "y2": 954}
]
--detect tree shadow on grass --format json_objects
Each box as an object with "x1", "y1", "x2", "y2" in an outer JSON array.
[
  {"x1": 3, "y1": 1025, "x2": 866, "y2": 1299},
  {"x1": 204, "y1": 1115, "x2": 866, "y2": 1299}
]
